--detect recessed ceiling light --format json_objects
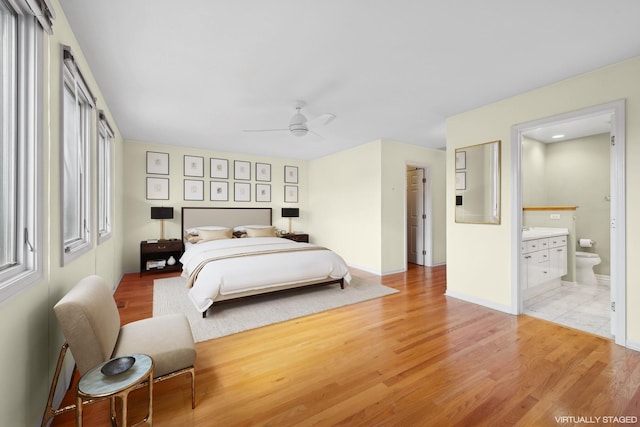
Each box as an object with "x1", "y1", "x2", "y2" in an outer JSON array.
[{"x1": 551, "y1": 134, "x2": 565, "y2": 139}]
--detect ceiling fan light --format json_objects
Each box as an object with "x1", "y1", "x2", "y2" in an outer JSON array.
[
  {"x1": 290, "y1": 112, "x2": 307, "y2": 126},
  {"x1": 289, "y1": 124, "x2": 308, "y2": 137}
]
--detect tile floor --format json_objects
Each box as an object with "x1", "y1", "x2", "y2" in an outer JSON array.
[{"x1": 524, "y1": 281, "x2": 612, "y2": 339}]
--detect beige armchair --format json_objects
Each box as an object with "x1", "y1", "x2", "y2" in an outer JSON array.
[{"x1": 42, "y1": 275, "x2": 196, "y2": 426}]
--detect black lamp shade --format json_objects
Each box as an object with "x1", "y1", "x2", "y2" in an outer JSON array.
[
  {"x1": 151, "y1": 207, "x2": 174, "y2": 220},
  {"x1": 281, "y1": 208, "x2": 299, "y2": 218}
]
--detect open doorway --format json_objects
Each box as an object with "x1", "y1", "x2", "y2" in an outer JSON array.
[
  {"x1": 406, "y1": 165, "x2": 433, "y2": 267},
  {"x1": 511, "y1": 100, "x2": 626, "y2": 347}
]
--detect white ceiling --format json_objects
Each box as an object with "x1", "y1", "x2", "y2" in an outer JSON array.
[
  {"x1": 523, "y1": 113, "x2": 613, "y2": 143},
  {"x1": 58, "y1": 0, "x2": 640, "y2": 160}
]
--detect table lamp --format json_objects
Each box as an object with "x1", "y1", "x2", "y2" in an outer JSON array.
[
  {"x1": 281, "y1": 208, "x2": 299, "y2": 234},
  {"x1": 150, "y1": 206, "x2": 173, "y2": 240}
]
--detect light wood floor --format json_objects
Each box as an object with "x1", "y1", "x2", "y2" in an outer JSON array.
[{"x1": 52, "y1": 264, "x2": 640, "y2": 426}]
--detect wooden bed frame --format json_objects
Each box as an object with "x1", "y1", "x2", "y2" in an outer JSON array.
[{"x1": 181, "y1": 207, "x2": 345, "y2": 317}]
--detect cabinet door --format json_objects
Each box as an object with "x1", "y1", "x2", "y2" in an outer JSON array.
[
  {"x1": 531, "y1": 250, "x2": 550, "y2": 286},
  {"x1": 550, "y1": 246, "x2": 567, "y2": 278}
]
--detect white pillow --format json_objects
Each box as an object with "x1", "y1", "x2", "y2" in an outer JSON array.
[
  {"x1": 233, "y1": 224, "x2": 272, "y2": 233},
  {"x1": 186, "y1": 225, "x2": 228, "y2": 235}
]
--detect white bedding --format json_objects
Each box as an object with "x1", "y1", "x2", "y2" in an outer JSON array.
[{"x1": 180, "y1": 237, "x2": 352, "y2": 313}]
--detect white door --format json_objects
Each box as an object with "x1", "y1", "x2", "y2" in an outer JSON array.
[{"x1": 407, "y1": 167, "x2": 425, "y2": 265}]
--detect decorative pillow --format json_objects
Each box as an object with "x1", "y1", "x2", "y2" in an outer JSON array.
[
  {"x1": 186, "y1": 235, "x2": 201, "y2": 243},
  {"x1": 246, "y1": 226, "x2": 277, "y2": 237},
  {"x1": 197, "y1": 228, "x2": 232, "y2": 242}
]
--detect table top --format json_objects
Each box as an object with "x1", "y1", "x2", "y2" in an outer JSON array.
[{"x1": 78, "y1": 354, "x2": 153, "y2": 398}]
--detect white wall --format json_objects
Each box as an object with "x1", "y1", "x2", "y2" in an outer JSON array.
[{"x1": 446, "y1": 56, "x2": 640, "y2": 347}]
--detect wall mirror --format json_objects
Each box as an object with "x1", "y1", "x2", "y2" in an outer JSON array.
[{"x1": 455, "y1": 140, "x2": 501, "y2": 224}]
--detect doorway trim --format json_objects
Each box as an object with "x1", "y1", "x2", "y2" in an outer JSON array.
[
  {"x1": 510, "y1": 100, "x2": 626, "y2": 347},
  {"x1": 405, "y1": 162, "x2": 433, "y2": 267}
]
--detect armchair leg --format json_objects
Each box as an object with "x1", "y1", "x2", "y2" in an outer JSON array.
[{"x1": 41, "y1": 342, "x2": 75, "y2": 427}]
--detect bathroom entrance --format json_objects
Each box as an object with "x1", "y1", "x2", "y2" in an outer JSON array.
[{"x1": 512, "y1": 101, "x2": 626, "y2": 346}]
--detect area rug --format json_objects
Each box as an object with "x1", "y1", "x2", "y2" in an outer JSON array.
[{"x1": 153, "y1": 276, "x2": 398, "y2": 342}]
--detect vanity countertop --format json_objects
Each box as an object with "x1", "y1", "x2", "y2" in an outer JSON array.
[{"x1": 522, "y1": 227, "x2": 569, "y2": 241}]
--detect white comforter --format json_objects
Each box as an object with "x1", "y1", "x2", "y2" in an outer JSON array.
[{"x1": 180, "y1": 237, "x2": 352, "y2": 313}]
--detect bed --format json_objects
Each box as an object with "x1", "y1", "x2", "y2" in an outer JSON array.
[{"x1": 180, "y1": 207, "x2": 352, "y2": 317}]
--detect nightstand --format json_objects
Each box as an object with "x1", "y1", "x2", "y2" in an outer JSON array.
[
  {"x1": 140, "y1": 239, "x2": 183, "y2": 276},
  {"x1": 281, "y1": 233, "x2": 309, "y2": 243}
]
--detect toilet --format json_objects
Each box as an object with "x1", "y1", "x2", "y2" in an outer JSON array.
[{"x1": 575, "y1": 251, "x2": 601, "y2": 286}]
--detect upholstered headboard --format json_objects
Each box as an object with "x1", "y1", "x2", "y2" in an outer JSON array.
[{"x1": 181, "y1": 207, "x2": 272, "y2": 235}]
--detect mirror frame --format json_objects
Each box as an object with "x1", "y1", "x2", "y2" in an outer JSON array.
[{"x1": 454, "y1": 140, "x2": 501, "y2": 224}]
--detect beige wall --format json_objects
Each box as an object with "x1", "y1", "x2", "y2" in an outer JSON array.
[
  {"x1": 446, "y1": 56, "x2": 640, "y2": 347},
  {"x1": 381, "y1": 140, "x2": 447, "y2": 270},
  {"x1": 0, "y1": 1, "x2": 125, "y2": 425},
  {"x1": 308, "y1": 141, "x2": 383, "y2": 272},
  {"x1": 309, "y1": 139, "x2": 446, "y2": 274},
  {"x1": 122, "y1": 140, "x2": 308, "y2": 272}
]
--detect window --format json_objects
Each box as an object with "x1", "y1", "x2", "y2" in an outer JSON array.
[
  {"x1": 97, "y1": 112, "x2": 113, "y2": 243},
  {"x1": 61, "y1": 47, "x2": 95, "y2": 264},
  {"x1": 0, "y1": 0, "x2": 45, "y2": 304}
]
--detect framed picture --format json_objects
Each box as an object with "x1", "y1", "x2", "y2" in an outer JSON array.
[
  {"x1": 256, "y1": 162, "x2": 271, "y2": 182},
  {"x1": 146, "y1": 177, "x2": 169, "y2": 200},
  {"x1": 184, "y1": 155, "x2": 204, "y2": 177},
  {"x1": 234, "y1": 160, "x2": 251, "y2": 180},
  {"x1": 256, "y1": 183, "x2": 271, "y2": 202},
  {"x1": 455, "y1": 151, "x2": 466, "y2": 170},
  {"x1": 284, "y1": 165, "x2": 298, "y2": 183},
  {"x1": 210, "y1": 181, "x2": 228, "y2": 201},
  {"x1": 210, "y1": 158, "x2": 228, "y2": 179},
  {"x1": 234, "y1": 182, "x2": 251, "y2": 202},
  {"x1": 455, "y1": 172, "x2": 466, "y2": 190},
  {"x1": 284, "y1": 185, "x2": 298, "y2": 203},
  {"x1": 146, "y1": 151, "x2": 169, "y2": 175},
  {"x1": 184, "y1": 179, "x2": 204, "y2": 200}
]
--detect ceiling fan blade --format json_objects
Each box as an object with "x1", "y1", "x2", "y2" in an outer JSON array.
[
  {"x1": 307, "y1": 130, "x2": 325, "y2": 140},
  {"x1": 308, "y1": 113, "x2": 336, "y2": 127},
  {"x1": 243, "y1": 128, "x2": 289, "y2": 133}
]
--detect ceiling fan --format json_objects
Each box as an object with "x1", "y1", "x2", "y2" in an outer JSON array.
[{"x1": 243, "y1": 104, "x2": 336, "y2": 138}]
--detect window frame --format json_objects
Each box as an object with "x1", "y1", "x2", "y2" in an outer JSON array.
[
  {"x1": 0, "y1": 0, "x2": 44, "y2": 304},
  {"x1": 97, "y1": 111, "x2": 113, "y2": 244},
  {"x1": 61, "y1": 46, "x2": 95, "y2": 265}
]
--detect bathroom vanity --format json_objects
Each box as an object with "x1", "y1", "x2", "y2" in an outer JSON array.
[{"x1": 521, "y1": 227, "x2": 568, "y2": 296}]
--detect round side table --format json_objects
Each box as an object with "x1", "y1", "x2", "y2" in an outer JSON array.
[{"x1": 76, "y1": 353, "x2": 153, "y2": 427}]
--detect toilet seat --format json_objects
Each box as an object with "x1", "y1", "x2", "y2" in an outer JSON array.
[{"x1": 576, "y1": 251, "x2": 599, "y2": 259}]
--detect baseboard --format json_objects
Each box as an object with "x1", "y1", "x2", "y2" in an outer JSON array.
[
  {"x1": 444, "y1": 290, "x2": 514, "y2": 314},
  {"x1": 596, "y1": 274, "x2": 611, "y2": 286},
  {"x1": 625, "y1": 338, "x2": 640, "y2": 352},
  {"x1": 381, "y1": 268, "x2": 406, "y2": 276},
  {"x1": 347, "y1": 263, "x2": 382, "y2": 276}
]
